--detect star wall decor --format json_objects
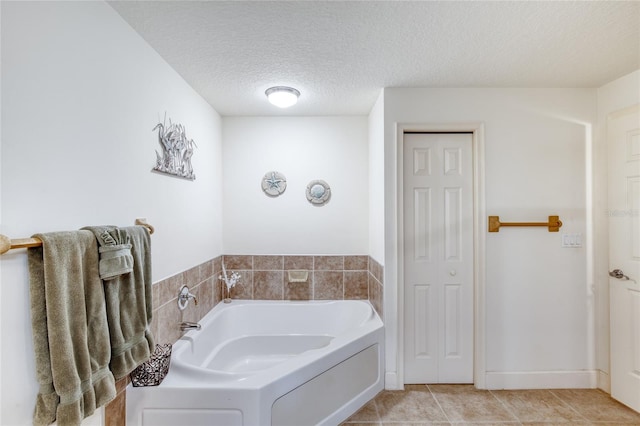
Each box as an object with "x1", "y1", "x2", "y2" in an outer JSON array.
[{"x1": 261, "y1": 171, "x2": 287, "y2": 197}]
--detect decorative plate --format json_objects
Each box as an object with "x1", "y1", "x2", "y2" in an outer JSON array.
[
  {"x1": 261, "y1": 171, "x2": 287, "y2": 197},
  {"x1": 306, "y1": 180, "x2": 331, "y2": 205}
]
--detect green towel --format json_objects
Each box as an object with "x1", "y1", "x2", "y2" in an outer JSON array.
[
  {"x1": 28, "y1": 231, "x2": 117, "y2": 426},
  {"x1": 81, "y1": 225, "x2": 133, "y2": 280},
  {"x1": 84, "y1": 225, "x2": 155, "y2": 379}
]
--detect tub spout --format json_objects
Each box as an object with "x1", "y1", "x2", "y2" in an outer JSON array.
[{"x1": 179, "y1": 321, "x2": 201, "y2": 331}]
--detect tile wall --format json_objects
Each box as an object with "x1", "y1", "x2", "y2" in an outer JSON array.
[
  {"x1": 150, "y1": 257, "x2": 222, "y2": 345},
  {"x1": 150, "y1": 255, "x2": 384, "y2": 346}
]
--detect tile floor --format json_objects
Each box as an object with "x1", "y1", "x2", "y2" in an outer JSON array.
[{"x1": 341, "y1": 385, "x2": 640, "y2": 425}]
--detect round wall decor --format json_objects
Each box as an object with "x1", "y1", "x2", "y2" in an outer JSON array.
[
  {"x1": 261, "y1": 171, "x2": 287, "y2": 197},
  {"x1": 306, "y1": 180, "x2": 331, "y2": 206}
]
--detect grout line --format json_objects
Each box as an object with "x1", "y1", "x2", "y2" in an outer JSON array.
[
  {"x1": 426, "y1": 384, "x2": 453, "y2": 424},
  {"x1": 156, "y1": 296, "x2": 178, "y2": 310},
  {"x1": 280, "y1": 273, "x2": 284, "y2": 300},
  {"x1": 548, "y1": 389, "x2": 591, "y2": 423},
  {"x1": 487, "y1": 389, "x2": 523, "y2": 425},
  {"x1": 342, "y1": 271, "x2": 345, "y2": 299}
]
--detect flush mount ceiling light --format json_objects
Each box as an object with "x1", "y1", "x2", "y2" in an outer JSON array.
[{"x1": 265, "y1": 86, "x2": 300, "y2": 108}]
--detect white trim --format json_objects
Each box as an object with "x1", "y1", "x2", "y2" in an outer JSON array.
[
  {"x1": 395, "y1": 123, "x2": 486, "y2": 388},
  {"x1": 597, "y1": 370, "x2": 611, "y2": 393},
  {"x1": 384, "y1": 371, "x2": 400, "y2": 390},
  {"x1": 485, "y1": 371, "x2": 598, "y2": 390}
]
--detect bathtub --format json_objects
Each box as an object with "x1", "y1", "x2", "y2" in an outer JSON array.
[{"x1": 126, "y1": 300, "x2": 384, "y2": 426}]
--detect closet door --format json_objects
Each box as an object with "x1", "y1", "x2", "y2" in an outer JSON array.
[{"x1": 403, "y1": 132, "x2": 474, "y2": 383}]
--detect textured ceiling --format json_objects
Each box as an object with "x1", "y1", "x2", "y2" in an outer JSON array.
[{"x1": 109, "y1": 1, "x2": 640, "y2": 116}]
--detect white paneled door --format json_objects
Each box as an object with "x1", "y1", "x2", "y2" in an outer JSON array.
[
  {"x1": 403, "y1": 133, "x2": 473, "y2": 384},
  {"x1": 608, "y1": 105, "x2": 640, "y2": 412}
]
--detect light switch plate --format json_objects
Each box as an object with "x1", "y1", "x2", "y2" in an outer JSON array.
[{"x1": 561, "y1": 233, "x2": 582, "y2": 248}]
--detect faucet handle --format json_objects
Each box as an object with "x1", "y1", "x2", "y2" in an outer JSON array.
[{"x1": 177, "y1": 286, "x2": 197, "y2": 310}]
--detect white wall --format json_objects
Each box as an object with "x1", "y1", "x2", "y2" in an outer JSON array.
[
  {"x1": 383, "y1": 88, "x2": 597, "y2": 389},
  {"x1": 0, "y1": 2, "x2": 223, "y2": 424},
  {"x1": 368, "y1": 91, "x2": 385, "y2": 264},
  {"x1": 221, "y1": 116, "x2": 368, "y2": 255},
  {"x1": 594, "y1": 70, "x2": 640, "y2": 391}
]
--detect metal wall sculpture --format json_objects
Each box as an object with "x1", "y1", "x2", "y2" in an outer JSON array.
[{"x1": 152, "y1": 114, "x2": 197, "y2": 180}]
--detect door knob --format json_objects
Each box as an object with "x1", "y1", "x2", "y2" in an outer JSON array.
[
  {"x1": 609, "y1": 269, "x2": 635, "y2": 282},
  {"x1": 449, "y1": 270, "x2": 457, "y2": 276}
]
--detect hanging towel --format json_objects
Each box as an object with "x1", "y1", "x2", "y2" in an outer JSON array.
[
  {"x1": 81, "y1": 225, "x2": 133, "y2": 280},
  {"x1": 84, "y1": 225, "x2": 155, "y2": 379},
  {"x1": 28, "y1": 231, "x2": 117, "y2": 426}
]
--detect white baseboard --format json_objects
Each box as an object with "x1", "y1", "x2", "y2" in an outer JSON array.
[
  {"x1": 385, "y1": 371, "x2": 400, "y2": 390},
  {"x1": 485, "y1": 370, "x2": 598, "y2": 390},
  {"x1": 597, "y1": 370, "x2": 611, "y2": 393}
]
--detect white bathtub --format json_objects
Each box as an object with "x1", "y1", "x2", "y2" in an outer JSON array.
[{"x1": 126, "y1": 300, "x2": 384, "y2": 426}]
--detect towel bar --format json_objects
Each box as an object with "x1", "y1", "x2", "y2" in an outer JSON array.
[
  {"x1": 488, "y1": 215, "x2": 562, "y2": 232},
  {"x1": 0, "y1": 219, "x2": 154, "y2": 255}
]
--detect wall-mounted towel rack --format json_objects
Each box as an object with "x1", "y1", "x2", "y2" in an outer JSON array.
[
  {"x1": 0, "y1": 218, "x2": 154, "y2": 255},
  {"x1": 488, "y1": 215, "x2": 562, "y2": 233}
]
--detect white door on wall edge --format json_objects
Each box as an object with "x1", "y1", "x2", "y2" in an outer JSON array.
[
  {"x1": 608, "y1": 105, "x2": 640, "y2": 413},
  {"x1": 403, "y1": 132, "x2": 474, "y2": 384}
]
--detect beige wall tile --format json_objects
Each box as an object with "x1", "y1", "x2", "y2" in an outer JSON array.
[
  {"x1": 369, "y1": 277, "x2": 383, "y2": 319},
  {"x1": 345, "y1": 271, "x2": 368, "y2": 299},
  {"x1": 284, "y1": 255, "x2": 313, "y2": 270},
  {"x1": 254, "y1": 255, "x2": 284, "y2": 270},
  {"x1": 223, "y1": 255, "x2": 253, "y2": 270},
  {"x1": 104, "y1": 385, "x2": 126, "y2": 426},
  {"x1": 314, "y1": 271, "x2": 343, "y2": 299},
  {"x1": 285, "y1": 281, "x2": 311, "y2": 300},
  {"x1": 213, "y1": 257, "x2": 222, "y2": 277},
  {"x1": 345, "y1": 255, "x2": 368, "y2": 270},
  {"x1": 180, "y1": 299, "x2": 199, "y2": 324},
  {"x1": 155, "y1": 301, "x2": 182, "y2": 344},
  {"x1": 193, "y1": 278, "x2": 214, "y2": 320},
  {"x1": 149, "y1": 314, "x2": 159, "y2": 343},
  {"x1": 229, "y1": 270, "x2": 253, "y2": 299},
  {"x1": 314, "y1": 255, "x2": 344, "y2": 270},
  {"x1": 369, "y1": 258, "x2": 384, "y2": 285},
  {"x1": 183, "y1": 265, "x2": 199, "y2": 288},
  {"x1": 213, "y1": 275, "x2": 223, "y2": 305},
  {"x1": 152, "y1": 283, "x2": 159, "y2": 309},
  {"x1": 199, "y1": 259, "x2": 214, "y2": 282},
  {"x1": 254, "y1": 270, "x2": 284, "y2": 300},
  {"x1": 159, "y1": 273, "x2": 182, "y2": 307}
]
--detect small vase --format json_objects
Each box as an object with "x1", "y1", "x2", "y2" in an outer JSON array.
[{"x1": 223, "y1": 283, "x2": 232, "y2": 303}]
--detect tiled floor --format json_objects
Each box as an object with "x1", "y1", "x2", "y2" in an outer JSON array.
[{"x1": 341, "y1": 385, "x2": 640, "y2": 425}]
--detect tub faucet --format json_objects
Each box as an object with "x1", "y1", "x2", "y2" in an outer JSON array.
[
  {"x1": 177, "y1": 286, "x2": 198, "y2": 310},
  {"x1": 180, "y1": 321, "x2": 201, "y2": 331}
]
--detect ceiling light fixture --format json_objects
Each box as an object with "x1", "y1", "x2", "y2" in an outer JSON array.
[{"x1": 265, "y1": 86, "x2": 300, "y2": 108}]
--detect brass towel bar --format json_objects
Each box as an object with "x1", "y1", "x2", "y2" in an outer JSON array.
[
  {"x1": 488, "y1": 215, "x2": 562, "y2": 233},
  {"x1": 0, "y1": 218, "x2": 154, "y2": 255}
]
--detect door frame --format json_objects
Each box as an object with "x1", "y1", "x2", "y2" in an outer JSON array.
[{"x1": 396, "y1": 122, "x2": 486, "y2": 388}]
